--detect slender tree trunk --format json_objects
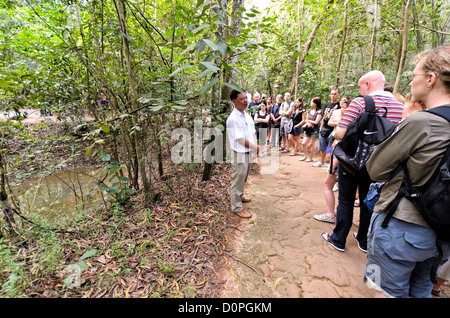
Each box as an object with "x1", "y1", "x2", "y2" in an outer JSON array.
[
  {"x1": 412, "y1": 0, "x2": 423, "y2": 53},
  {"x1": 203, "y1": 0, "x2": 233, "y2": 181},
  {"x1": 114, "y1": 0, "x2": 150, "y2": 195},
  {"x1": 394, "y1": 0, "x2": 411, "y2": 94},
  {"x1": 221, "y1": 0, "x2": 244, "y2": 102},
  {"x1": 335, "y1": 0, "x2": 348, "y2": 88},
  {"x1": 0, "y1": 153, "x2": 15, "y2": 230},
  {"x1": 369, "y1": 0, "x2": 378, "y2": 70},
  {"x1": 289, "y1": 13, "x2": 325, "y2": 93},
  {"x1": 294, "y1": 0, "x2": 304, "y2": 98},
  {"x1": 395, "y1": 0, "x2": 405, "y2": 79},
  {"x1": 78, "y1": 20, "x2": 99, "y2": 121}
]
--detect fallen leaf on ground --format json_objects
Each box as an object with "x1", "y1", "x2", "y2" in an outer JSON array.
[{"x1": 274, "y1": 277, "x2": 283, "y2": 290}]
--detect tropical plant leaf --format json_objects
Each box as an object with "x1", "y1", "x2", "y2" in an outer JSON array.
[{"x1": 79, "y1": 249, "x2": 98, "y2": 261}]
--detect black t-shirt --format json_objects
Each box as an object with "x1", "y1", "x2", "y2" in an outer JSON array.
[
  {"x1": 255, "y1": 111, "x2": 269, "y2": 128},
  {"x1": 292, "y1": 109, "x2": 305, "y2": 126},
  {"x1": 248, "y1": 101, "x2": 261, "y2": 118},
  {"x1": 322, "y1": 102, "x2": 340, "y2": 129}
]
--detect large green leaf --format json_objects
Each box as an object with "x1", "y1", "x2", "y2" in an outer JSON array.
[
  {"x1": 199, "y1": 61, "x2": 220, "y2": 73},
  {"x1": 198, "y1": 77, "x2": 220, "y2": 94},
  {"x1": 79, "y1": 249, "x2": 97, "y2": 261}
]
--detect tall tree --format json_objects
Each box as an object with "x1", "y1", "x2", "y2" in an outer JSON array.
[
  {"x1": 289, "y1": 8, "x2": 328, "y2": 93},
  {"x1": 114, "y1": 0, "x2": 150, "y2": 195},
  {"x1": 394, "y1": 0, "x2": 411, "y2": 93},
  {"x1": 221, "y1": 0, "x2": 245, "y2": 102},
  {"x1": 293, "y1": 0, "x2": 304, "y2": 98},
  {"x1": 335, "y1": 0, "x2": 348, "y2": 87},
  {"x1": 369, "y1": 0, "x2": 378, "y2": 70}
]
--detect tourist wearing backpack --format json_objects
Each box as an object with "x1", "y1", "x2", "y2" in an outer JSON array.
[
  {"x1": 321, "y1": 71, "x2": 404, "y2": 254},
  {"x1": 363, "y1": 45, "x2": 450, "y2": 298}
]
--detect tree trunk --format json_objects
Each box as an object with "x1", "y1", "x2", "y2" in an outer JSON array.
[
  {"x1": 289, "y1": 13, "x2": 325, "y2": 93},
  {"x1": 335, "y1": 0, "x2": 348, "y2": 88},
  {"x1": 114, "y1": 0, "x2": 150, "y2": 196},
  {"x1": 204, "y1": 0, "x2": 233, "y2": 182},
  {"x1": 412, "y1": 0, "x2": 423, "y2": 53},
  {"x1": 294, "y1": 0, "x2": 304, "y2": 98},
  {"x1": 394, "y1": 0, "x2": 411, "y2": 94},
  {"x1": 369, "y1": 0, "x2": 378, "y2": 70},
  {"x1": 0, "y1": 153, "x2": 15, "y2": 229},
  {"x1": 221, "y1": 0, "x2": 244, "y2": 102}
]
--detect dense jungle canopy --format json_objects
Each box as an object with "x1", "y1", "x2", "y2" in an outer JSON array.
[{"x1": 1, "y1": 0, "x2": 449, "y2": 193}]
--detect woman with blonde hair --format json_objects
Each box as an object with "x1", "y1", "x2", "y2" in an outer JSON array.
[{"x1": 363, "y1": 44, "x2": 450, "y2": 298}]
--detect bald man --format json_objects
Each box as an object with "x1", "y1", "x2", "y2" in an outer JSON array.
[{"x1": 321, "y1": 70, "x2": 404, "y2": 253}]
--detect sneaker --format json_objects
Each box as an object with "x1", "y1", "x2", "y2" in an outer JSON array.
[
  {"x1": 352, "y1": 233, "x2": 367, "y2": 253},
  {"x1": 312, "y1": 161, "x2": 325, "y2": 167},
  {"x1": 332, "y1": 184, "x2": 339, "y2": 192},
  {"x1": 314, "y1": 213, "x2": 336, "y2": 224},
  {"x1": 321, "y1": 233, "x2": 345, "y2": 252}
]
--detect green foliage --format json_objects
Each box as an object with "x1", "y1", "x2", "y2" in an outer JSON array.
[
  {"x1": 99, "y1": 159, "x2": 132, "y2": 206},
  {"x1": 242, "y1": 0, "x2": 449, "y2": 100}
]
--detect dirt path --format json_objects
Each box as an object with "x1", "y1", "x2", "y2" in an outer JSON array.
[
  {"x1": 220, "y1": 149, "x2": 377, "y2": 298},
  {"x1": 0, "y1": 108, "x2": 94, "y2": 125}
]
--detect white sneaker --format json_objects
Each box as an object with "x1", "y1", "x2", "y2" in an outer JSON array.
[
  {"x1": 332, "y1": 184, "x2": 339, "y2": 192},
  {"x1": 312, "y1": 161, "x2": 325, "y2": 167}
]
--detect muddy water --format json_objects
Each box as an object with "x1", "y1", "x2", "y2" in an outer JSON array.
[{"x1": 12, "y1": 167, "x2": 104, "y2": 220}]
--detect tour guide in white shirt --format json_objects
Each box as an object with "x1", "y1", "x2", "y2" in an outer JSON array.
[{"x1": 226, "y1": 89, "x2": 260, "y2": 218}]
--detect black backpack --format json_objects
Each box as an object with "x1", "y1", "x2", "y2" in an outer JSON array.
[
  {"x1": 333, "y1": 95, "x2": 396, "y2": 175},
  {"x1": 381, "y1": 105, "x2": 450, "y2": 284}
]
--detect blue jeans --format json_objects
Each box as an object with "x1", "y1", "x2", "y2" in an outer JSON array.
[
  {"x1": 318, "y1": 133, "x2": 332, "y2": 151},
  {"x1": 364, "y1": 212, "x2": 450, "y2": 298},
  {"x1": 329, "y1": 164, "x2": 373, "y2": 250}
]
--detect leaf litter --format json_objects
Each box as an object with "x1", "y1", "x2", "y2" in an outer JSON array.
[{"x1": 1, "y1": 119, "x2": 261, "y2": 298}]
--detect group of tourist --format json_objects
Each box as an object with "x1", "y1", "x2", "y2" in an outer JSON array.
[{"x1": 226, "y1": 44, "x2": 450, "y2": 298}]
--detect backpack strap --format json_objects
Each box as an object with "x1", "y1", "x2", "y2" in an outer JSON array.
[
  {"x1": 381, "y1": 163, "x2": 411, "y2": 229},
  {"x1": 425, "y1": 105, "x2": 450, "y2": 122},
  {"x1": 361, "y1": 95, "x2": 375, "y2": 113}
]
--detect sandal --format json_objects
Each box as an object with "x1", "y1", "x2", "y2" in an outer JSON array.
[
  {"x1": 289, "y1": 152, "x2": 299, "y2": 156},
  {"x1": 299, "y1": 157, "x2": 307, "y2": 161},
  {"x1": 304, "y1": 158, "x2": 313, "y2": 162}
]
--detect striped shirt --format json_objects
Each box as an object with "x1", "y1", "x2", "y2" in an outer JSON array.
[{"x1": 338, "y1": 91, "x2": 404, "y2": 128}]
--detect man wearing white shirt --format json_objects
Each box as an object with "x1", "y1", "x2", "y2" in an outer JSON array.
[{"x1": 227, "y1": 89, "x2": 260, "y2": 218}]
